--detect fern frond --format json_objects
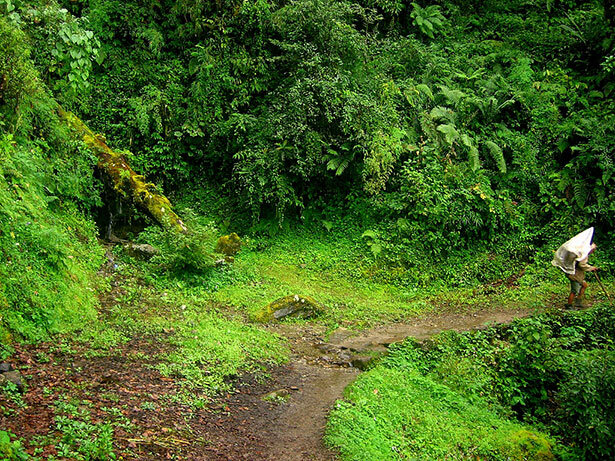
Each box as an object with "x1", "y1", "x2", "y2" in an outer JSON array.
[
  {"x1": 461, "y1": 134, "x2": 480, "y2": 171},
  {"x1": 326, "y1": 157, "x2": 342, "y2": 171},
  {"x1": 437, "y1": 124, "x2": 459, "y2": 146},
  {"x1": 337, "y1": 158, "x2": 350, "y2": 176},
  {"x1": 416, "y1": 84, "x2": 434, "y2": 100},
  {"x1": 430, "y1": 106, "x2": 454, "y2": 122},
  {"x1": 484, "y1": 141, "x2": 506, "y2": 173},
  {"x1": 573, "y1": 180, "x2": 588, "y2": 208},
  {"x1": 497, "y1": 98, "x2": 516, "y2": 111},
  {"x1": 438, "y1": 85, "x2": 466, "y2": 106}
]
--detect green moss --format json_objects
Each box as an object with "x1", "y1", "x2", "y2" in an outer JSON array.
[
  {"x1": 252, "y1": 294, "x2": 325, "y2": 323},
  {"x1": 215, "y1": 232, "x2": 242, "y2": 256},
  {"x1": 59, "y1": 108, "x2": 187, "y2": 233},
  {"x1": 506, "y1": 430, "x2": 554, "y2": 461}
]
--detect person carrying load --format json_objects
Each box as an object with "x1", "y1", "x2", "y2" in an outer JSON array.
[{"x1": 552, "y1": 227, "x2": 599, "y2": 309}]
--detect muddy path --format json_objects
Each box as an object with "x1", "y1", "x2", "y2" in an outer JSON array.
[
  {"x1": 260, "y1": 360, "x2": 358, "y2": 461},
  {"x1": 1, "y1": 304, "x2": 553, "y2": 460},
  {"x1": 222, "y1": 305, "x2": 542, "y2": 461}
]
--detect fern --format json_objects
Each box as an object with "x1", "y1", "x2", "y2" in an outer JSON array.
[
  {"x1": 416, "y1": 84, "x2": 434, "y2": 100},
  {"x1": 573, "y1": 180, "x2": 588, "y2": 208},
  {"x1": 410, "y1": 3, "x2": 446, "y2": 39},
  {"x1": 484, "y1": 140, "x2": 506, "y2": 173},
  {"x1": 430, "y1": 106, "x2": 454, "y2": 122},
  {"x1": 437, "y1": 124, "x2": 459, "y2": 146},
  {"x1": 438, "y1": 85, "x2": 466, "y2": 107},
  {"x1": 325, "y1": 143, "x2": 354, "y2": 176},
  {"x1": 326, "y1": 156, "x2": 350, "y2": 175},
  {"x1": 453, "y1": 68, "x2": 486, "y2": 81},
  {"x1": 461, "y1": 134, "x2": 480, "y2": 171}
]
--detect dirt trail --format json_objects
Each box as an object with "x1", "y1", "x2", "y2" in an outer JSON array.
[
  {"x1": 328, "y1": 307, "x2": 536, "y2": 352},
  {"x1": 260, "y1": 360, "x2": 358, "y2": 461},
  {"x1": 249, "y1": 306, "x2": 539, "y2": 461}
]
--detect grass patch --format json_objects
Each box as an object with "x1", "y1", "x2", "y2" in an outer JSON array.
[
  {"x1": 156, "y1": 311, "x2": 287, "y2": 393},
  {"x1": 200, "y1": 227, "x2": 611, "y2": 328},
  {"x1": 327, "y1": 367, "x2": 555, "y2": 460},
  {"x1": 73, "y1": 255, "x2": 288, "y2": 395}
]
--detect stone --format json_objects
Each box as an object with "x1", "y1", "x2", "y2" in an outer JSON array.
[
  {"x1": 0, "y1": 370, "x2": 24, "y2": 392},
  {"x1": 253, "y1": 295, "x2": 325, "y2": 322},
  {"x1": 350, "y1": 355, "x2": 375, "y2": 371},
  {"x1": 0, "y1": 362, "x2": 12, "y2": 373},
  {"x1": 262, "y1": 389, "x2": 290, "y2": 402},
  {"x1": 314, "y1": 343, "x2": 338, "y2": 354},
  {"x1": 328, "y1": 328, "x2": 356, "y2": 344},
  {"x1": 337, "y1": 351, "x2": 352, "y2": 363},
  {"x1": 215, "y1": 233, "x2": 241, "y2": 256},
  {"x1": 123, "y1": 243, "x2": 158, "y2": 260}
]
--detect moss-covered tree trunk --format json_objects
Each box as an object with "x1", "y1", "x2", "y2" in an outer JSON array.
[{"x1": 58, "y1": 108, "x2": 187, "y2": 233}]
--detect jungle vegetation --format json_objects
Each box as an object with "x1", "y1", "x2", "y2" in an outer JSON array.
[{"x1": 1, "y1": 0, "x2": 614, "y2": 459}]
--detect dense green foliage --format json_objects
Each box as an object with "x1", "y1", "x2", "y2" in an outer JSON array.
[
  {"x1": 4, "y1": 0, "x2": 615, "y2": 278},
  {"x1": 0, "y1": 15, "x2": 103, "y2": 346},
  {"x1": 48, "y1": 0, "x2": 615, "y2": 256},
  {"x1": 328, "y1": 303, "x2": 615, "y2": 460}
]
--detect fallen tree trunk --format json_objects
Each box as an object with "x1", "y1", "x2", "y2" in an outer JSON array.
[{"x1": 59, "y1": 108, "x2": 187, "y2": 233}]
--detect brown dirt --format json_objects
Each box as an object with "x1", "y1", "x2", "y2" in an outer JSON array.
[
  {"x1": 327, "y1": 307, "x2": 540, "y2": 353},
  {"x1": 0, "y1": 340, "x2": 355, "y2": 460},
  {"x1": 1, "y1": 282, "x2": 588, "y2": 460}
]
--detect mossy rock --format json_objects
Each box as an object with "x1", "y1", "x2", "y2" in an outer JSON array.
[
  {"x1": 215, "y1": 233, "x2": 241, "y2": 256},
  {"x1": 505, "y1": 429, "x2": 554, "y2": 461},
  {"x1": 253, "y1": 295, "x2": 325, "y2": 323}
]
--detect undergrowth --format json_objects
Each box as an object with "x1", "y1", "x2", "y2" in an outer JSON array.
[
  {"x1": 178, "y1": 218, "x2": 610, "y2": 328},
  {"x1": 0, "y1": 15, "x2": 103, "y2": 349}
]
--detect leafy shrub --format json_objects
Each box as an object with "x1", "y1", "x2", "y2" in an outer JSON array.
[
  {"x1": 410, "y1": 2, "x2": 446, "y2": 39},
  {"x1": 496, "y1": 318, "x2": 559, "y2": 416},
  {"x1": 139, "y1": 213, "x2": 217, "y2": 273},
  {"x1": 46, "y1": 0, "x2": 614, "y2": 268},
  {"x1": 556, "y1": 350, "x2": 615, "y2": 460},
  {"x1": 0, "y1": 16, "x2": 39, "y2": 120},
  {"x1": 0, "y1": 16, "x2": 103, "y2": 343},
  {"x1": 6, "y1": 1, "x2": 102, "y2": 105},
  {"x1": 0, "y1": 430, "x2": 29, "y2": 461}
]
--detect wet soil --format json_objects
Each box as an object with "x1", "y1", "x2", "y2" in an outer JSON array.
[
  {"x1": 328, "y1": 307, "x2": 538, "y2": 352},
  {"x1": 1, "y1": 289, "x2": 574, "y2": 460}
]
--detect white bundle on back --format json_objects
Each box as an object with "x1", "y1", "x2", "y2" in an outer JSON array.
[{"x1": 551, "y1": 227, "x2": 594, "y2": 275}]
